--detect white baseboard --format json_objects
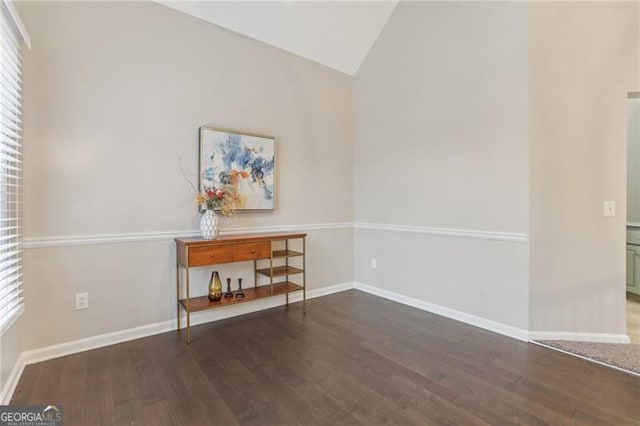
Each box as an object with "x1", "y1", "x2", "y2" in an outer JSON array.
[
  {"x1": 0, "y1": 282, "x2": 354, "y2": 404},
  {"x1": 354, "y1": 281, "x2": 530, "y2": 342},
  {"x1": 529, "y1": 331, "x2": 631, "y2": 344},
  {"x1": 0, "y1": 352, "x2": 26, "y2": 405}
]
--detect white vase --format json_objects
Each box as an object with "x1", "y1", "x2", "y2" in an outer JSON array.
[{"x1": 200, "y1": 209, "x2": 220, "y2": 240}]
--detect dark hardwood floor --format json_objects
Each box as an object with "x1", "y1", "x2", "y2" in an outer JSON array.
[{"x1": 12, "y1": 290, "x2": 640, "y2": 425}]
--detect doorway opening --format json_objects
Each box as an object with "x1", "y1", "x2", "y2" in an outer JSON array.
[{"x1": 626, "y1": 91, "x2": 640, "y2": 343}]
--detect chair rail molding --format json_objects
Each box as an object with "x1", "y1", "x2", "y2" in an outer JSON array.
[
  {"x1": 354, "y1": 222, "x2": 528, "y2": 243},
  {"x1": 22, "y1": 223, "x2": 353, "y2": 249},
  {"x1": 23, "y1": 222, "x2": 529, "y2": 248}
]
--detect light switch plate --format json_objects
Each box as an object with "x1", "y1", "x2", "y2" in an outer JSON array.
[
  {"x1": 604, "y1": 200, "x2": 616, "y2": 217},
  {"x1": 370, "y1": 258, "x2": 377, "y2": 270}
]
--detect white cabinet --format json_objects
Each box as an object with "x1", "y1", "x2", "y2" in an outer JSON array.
[{"x1": 626, "y1": 244, "x2": 640, "y2": 295}]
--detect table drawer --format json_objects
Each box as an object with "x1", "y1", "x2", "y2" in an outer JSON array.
[
  {"x1": 188, "y1": 245, "x2": 234, "y2": 266},
  {"x1": 233, "y1": 242, "x2": 271, "y2": 262}
]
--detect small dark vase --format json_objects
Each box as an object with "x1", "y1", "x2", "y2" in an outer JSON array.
[
  {"x1": 235, "y1": 278, "x2": 245, "y2": 298},
  {"x1": 224, "y1": 277, "x2": 234, "y2": 298},
  {"x1": 208, "y1": 271, "x2": 222, "y2": 302}
]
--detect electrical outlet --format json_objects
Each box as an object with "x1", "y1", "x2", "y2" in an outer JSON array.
[
  {"x1": 75, "y1": 292, "x2": 88, "y2": 310},
  {"x1": 370, "y1": 258, "x2": 377, "y2": 270}
]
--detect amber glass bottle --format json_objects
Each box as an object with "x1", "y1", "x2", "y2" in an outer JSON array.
[{"x1": 208, "y1": 271, "x2": 223, "y2": 302}]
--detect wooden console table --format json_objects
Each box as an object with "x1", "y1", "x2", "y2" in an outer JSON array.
[{"x1": 175, "y1": 232, "x2": 306, "y2": 343}]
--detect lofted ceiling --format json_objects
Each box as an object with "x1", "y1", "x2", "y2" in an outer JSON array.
[{"x1": 158, "y1": 1, "x2": 399, "y2": 75}]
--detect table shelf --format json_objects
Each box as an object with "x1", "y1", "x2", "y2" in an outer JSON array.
[
  {"x1": 256, "y1": 265, "x2": 304, "y2": 278},
  {"x1": 272, "y1": 249, "x2": 304, "y2": 258},
  {"x1": 179, "y1": 282, "x2": 303, "y2": 313},
  {"x1": 175, "y1": 232, "x2": 307, "y2": 344}
]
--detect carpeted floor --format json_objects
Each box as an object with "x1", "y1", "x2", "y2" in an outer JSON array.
[{"x1": 539, "y1": 340, "x2": 640, "y2": 375}]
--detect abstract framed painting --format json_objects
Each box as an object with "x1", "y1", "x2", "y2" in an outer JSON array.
[{"x1": 199, "y1": 127, "x2": 276, "y2": 212}]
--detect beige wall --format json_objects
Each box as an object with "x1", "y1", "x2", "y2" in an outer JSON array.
[
  {"x1": 23, "y1": 1, "x2": 353, "y2": 236},
  {"x1": 354, "y1": 2, "x2": 530, "y2": 330},
  {"x1": 20, "y1": 1, "x2": 354, "y2": 351},
  {"x1": 10, "y1": 0, "x2": 639, "y2": 374},
  {"x1": 355, "y1": 2, "x2": 529, "y2": 232},
  {"x1": 628, "y1": 97, "x2": 640, "y2": 224},
  {"x1": 355, "y1": 0, "x2": 639, "y2": 337},
  {"x1": 529, "y1": 2, "x2": 640, "y2": 334}
]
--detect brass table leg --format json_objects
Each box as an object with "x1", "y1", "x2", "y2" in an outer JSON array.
[
  {"x1": 186, "y1": 266, "x2": 191, "y2": 344},
  {"x1": 176, "y1": 263, "x2": 181, "y2": 330},
  {"x1": 254, "y1": 259, "x2": 257, "y2": 289},
  {"x1": 303, "y1": 236, "x2": 306, "y2": 314}
]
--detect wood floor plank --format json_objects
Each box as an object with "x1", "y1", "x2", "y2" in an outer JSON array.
[
  {"x1": 10, "y1": 363, "x2": 39, "y2": 404},
  {"x1": 10, "y1": 290, "x2": 640, "y2": 424},
  {"x1": 26, "y1": 357, "x2": 64, "y2": 405},
  {"x1": 493, "y1": 348, "x2": 640, "y2": 421},
  {"x1": 195, "y1": 331, "x2": 295, "y2": 425},
  {"x1": 57, "y1": 353, "x2": 87, "y2": 424},
  {"x1": 84, "y1": 345, "x2": 117, "y2": 426},
  {"x1": 159, "y1": 338, "x2": 235, "y2": 426}
]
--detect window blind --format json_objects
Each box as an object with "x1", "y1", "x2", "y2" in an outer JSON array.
[{"x1": 0, "y1": 0, "x2": 23, "y2": 335}]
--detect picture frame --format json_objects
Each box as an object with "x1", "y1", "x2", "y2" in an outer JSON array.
[{"x1": 199, "y1": 126, "x2": 276, "y2": 212}]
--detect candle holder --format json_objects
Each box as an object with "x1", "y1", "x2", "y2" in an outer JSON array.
[
  {"x1": 235, "y1": 278, "x2": 245, "y2": 298},
  {"x1": 224, "y1": 278, "x2": 234, "y2": 298}
]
